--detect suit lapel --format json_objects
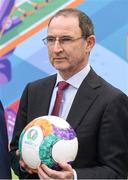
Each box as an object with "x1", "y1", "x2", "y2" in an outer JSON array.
[
  {"x1": 37, "y1": 75, "x2": 57, "y2": 116},
  {"x1": 66, "y1": 69, "x2": 101, "y2": 130}
]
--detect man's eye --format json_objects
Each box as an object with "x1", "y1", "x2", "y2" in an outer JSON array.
[
  {"x1": 61, "y1": 38, "x2": 72, "y2": 42},
  {"x1": 47, "y1": 38, "x2": 55, "y2": 42}
]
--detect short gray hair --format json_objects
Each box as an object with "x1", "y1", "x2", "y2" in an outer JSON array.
[{"x1": 48, "y1": 8, "x2": 95, "y2": 39}]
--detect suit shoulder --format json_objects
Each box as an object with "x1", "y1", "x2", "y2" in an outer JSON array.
[
  {"x1": 27, "y1": 74, "x2": 57, "y2": 88},
  {"x1": 99, "y1": 76, "x2": 124, "y2": 95},
  {"x1": 98, "y1": 76, "x2": 128, "y2": 105},
  {"x1": 88, "y1": 69, "x2": 125, "y2": 97},
  {"x1": 88, "y1": 69, "x2": 127, "y2": 103}
]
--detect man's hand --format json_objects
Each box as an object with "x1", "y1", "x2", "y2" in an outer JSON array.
[
  {"x1": 38, "y1": 162, "x2": 74, "y2": 180},
  {"x1": 16, "y1": 149, "x2": 33, "y2": 174}
]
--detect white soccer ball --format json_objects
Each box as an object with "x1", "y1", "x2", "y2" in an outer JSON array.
[{"x1": 19, "y1": 115, "x2": 78, "y2": 171}]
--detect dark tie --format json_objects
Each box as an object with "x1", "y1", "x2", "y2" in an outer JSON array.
[{"x1": 51, "y1": 81, "x2": 69, "y2": 116}]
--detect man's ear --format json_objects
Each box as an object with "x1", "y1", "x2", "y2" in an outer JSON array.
[{"x1": 85, "y1": 35, "x2": 96, "y2": 53}]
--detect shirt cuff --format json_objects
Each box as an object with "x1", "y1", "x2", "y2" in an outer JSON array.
[{"x1": 73, "y1": 169, "x2": 77, "y2": 180}]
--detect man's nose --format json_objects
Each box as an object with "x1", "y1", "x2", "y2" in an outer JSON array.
[{"x1": 53, "y1": 40, "x2": 63, "y2": 53}]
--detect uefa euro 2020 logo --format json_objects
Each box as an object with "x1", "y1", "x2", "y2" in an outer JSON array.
[{"x1": 27, "y1": 128, "x2": 38, "y2": 141}]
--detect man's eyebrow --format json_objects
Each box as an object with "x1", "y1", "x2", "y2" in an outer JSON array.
[
  {"x1": 60, "y1": 35, "x2": 73, "y2": 38},
  {"x1": 47, "y1": 35, "x2": 73, "y2": 38},
  {"x1": 47, "y1": 35, "x2": 55, "y2": 37}
]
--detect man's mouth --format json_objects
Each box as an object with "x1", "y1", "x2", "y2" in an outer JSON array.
[{"x1": 53, "y1": 57, "x2": 66, "y2": 61}]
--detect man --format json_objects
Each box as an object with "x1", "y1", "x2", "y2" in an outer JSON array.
[
  {"x1": 0, "y1": 100, "x2": 11, "y2": 179},
  {"x1": 10, "y1": 8, "x2": 128, "y2": 179}
]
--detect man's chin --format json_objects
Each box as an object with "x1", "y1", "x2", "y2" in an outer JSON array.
[
  {"x1": 54, "y1": 67, "x2": 66, "y2": 71},
  {"x1": 53, "y1": 63, "x2": 68, "y2": 71}
]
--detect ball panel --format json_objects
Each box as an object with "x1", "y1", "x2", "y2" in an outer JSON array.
[
  {"x1": 21, "y1": 126, "x2": 43, "y2": 169},
  {"x1": 42, "y1": 115, "x2": 70, "y2": 129},
  {"x1": 52, "y1": 138, "x2": 78, "y2": 163},
  {"x1": 19, "y1": 129, "x2": 25, "y2": 158},
  {"x1": 25, "y1": 118, "x2": 53, "y2": 136},
  {"x1": 22, "y1": 145, "x2": 41, "y2": 169},
  {"x1": 53, "y1": 125, "x2": 76, "y2": 140},
  {"x1": 39, "y1": 134, "x2": 59, "y2": 168}
]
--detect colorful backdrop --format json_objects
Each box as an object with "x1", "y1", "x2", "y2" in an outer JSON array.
[{"x1": 0, "y1": 0, "x2": 128, "y2": 142}]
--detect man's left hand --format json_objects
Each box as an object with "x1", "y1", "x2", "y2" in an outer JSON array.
[{"x1": 38, "y1": 162, "x2": 74, "y2": 180}]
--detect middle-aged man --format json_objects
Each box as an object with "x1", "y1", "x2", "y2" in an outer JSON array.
[
  {"x1": 10, "y1": 8, "x2": 128, "y2": 179},
  {"x1": 0, "y1": 100, "x2": 11, "y2": 179}
]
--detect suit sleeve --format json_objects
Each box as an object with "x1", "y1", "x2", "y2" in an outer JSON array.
[
  {"x1": 10, "y1": 84, "x2": 39, "y2": 179},
  {"x1": 75, "y1": 93, "x2": 128, "y2": 179},
  {"x1": 0, "y1": 101, "x2": 11, "y2": 179}
]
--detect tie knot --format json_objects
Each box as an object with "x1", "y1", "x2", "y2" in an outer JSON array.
[{"x1": 58, "y1": 81, "x2": 69, "y2": 90}]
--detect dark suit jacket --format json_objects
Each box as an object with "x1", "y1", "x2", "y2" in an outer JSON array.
[
  {"x1": 10, "y1": 68, "x2": 128, "y2": 179},
  {"x1": 0, "y1": 101, "x2": 11, "y2": 179}
]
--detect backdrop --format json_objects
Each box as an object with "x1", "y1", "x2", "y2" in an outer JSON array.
[{"x1": 0, "y1": 0, "x2": 128, "y2": 141}]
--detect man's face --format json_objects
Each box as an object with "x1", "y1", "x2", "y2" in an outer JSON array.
[{"x1": 47, "y1": 15, "x2": 94, "y2": 79}]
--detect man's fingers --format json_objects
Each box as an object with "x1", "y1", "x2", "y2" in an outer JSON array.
[
  {"x1": 16, "y1": 149, "x2": 20, "y2": 156},
  {"x1": 38, "y1": 165, "x2": 49, "y2": 179},
  {"x1": 58, "y1": 162, "x2": 72, "y2": 171},
  {"x1": 19, "y1": 159, "x2": 33, "y2": 174}
]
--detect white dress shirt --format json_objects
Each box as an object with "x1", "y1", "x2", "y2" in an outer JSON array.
[{"x1": 48, "y1": 64, "x2": 90, "y2": 119}]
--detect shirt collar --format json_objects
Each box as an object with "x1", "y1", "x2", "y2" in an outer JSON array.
[{"x1": 56, "y1": 64, "x2": 90, "y2": 89}]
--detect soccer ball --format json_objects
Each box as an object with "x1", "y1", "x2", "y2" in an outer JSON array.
[{"x1": 19, "y1": 115, "x2": 78, "y2": 171}]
